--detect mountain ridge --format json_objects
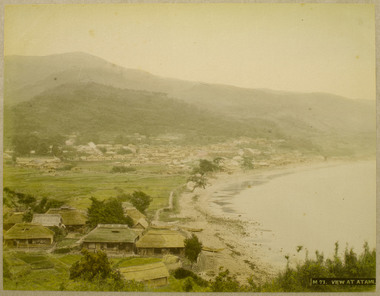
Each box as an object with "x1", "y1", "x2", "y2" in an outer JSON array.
[{"x1": 4, "y1": 52, "x2": 376, "y2": 156}]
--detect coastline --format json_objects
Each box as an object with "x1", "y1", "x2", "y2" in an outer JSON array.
[{"x1": 175, "y1": 157, "x2": 375, "y2": 284}]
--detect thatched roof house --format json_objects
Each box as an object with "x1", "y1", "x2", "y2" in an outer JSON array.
[
  {"x1": 46, "y1": 206, "x2": 87, "y2": 232},
  {"x1": 82, "y1": 224, "x2": 139, "y2": 253},
  {"x1": 4, "y1": 223, "x2": 54, "y2": 248},
  {"x1": 122, "y1": 202, "x2": 146, "y2": 224},
  {"x1": 136, "y1": 229, "x2": 185, "y2": 256},
  {"x1": 133, "y1": 218, "x2": 149, "y2": 230},
  {"x1": 32, "y1": 214, "x2": 63, "y2": 228},
  {"x1": 3, "y1": 212, "x2": 25, "y2": 230},
  {"x1": 119, "y1": 262, "x2": 169, "y2": 287}
]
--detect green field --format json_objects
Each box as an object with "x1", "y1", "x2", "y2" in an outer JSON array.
[
  {"x1": 3, "y1": 161, "x2": 187, "y2": 215},
  {"x1": 3, "y1": 251, "x2": 197, "y2": 292}
]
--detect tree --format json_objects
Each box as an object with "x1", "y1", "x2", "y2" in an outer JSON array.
[
  {"x1": 70, "y1": 249, "x2": 114, "y2": 280},
  {"x1": 22, "y1": 210, "x2": 33, "y2": 222},
  {"x1": 193, "y1": 159, "x2": 220, "y2": 175},
  {"x1": 184, "y1": 234, "x2": 203, "y2": 266},
  {"x1": 187, "y1": 174, "x2": 208, "y2": 192},
  {"x1": 127, "y1": 191, "x2": 152, "y2": 213},
  {"x1": 241, "y1": 156, "x2": 254, "y2": 170},
  {"x1": 87, "y1": 197, "x2": 133, "y2": 228}
]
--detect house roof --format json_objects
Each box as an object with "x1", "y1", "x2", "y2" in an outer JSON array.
[
  {"x1": 119, "y1": 262, "x2": 169, "y2": 282},
  {"x1": 46, "y1": 207, "x2": 87, "y2": 226},
  {"x1": 4, "y1": 223, "x2": 54, "y2": 240},
  {"x1": 121, "y1": 202, "x2": 134, "y2": 209},
  {"x1": 32, "y1": 214, "x2": 62, "y2": 227},
  {"x1": 133, "y1": 218, "x2": 149, "y2": 229},
  {"x1": 124, "y1": 208, "x2": 146, "y2": 224},
  {"x1": 136, "y1": 229, "x2": 185, "y2": 249},
  {"x1": 83, "y1": 224, "x2": 138, "y2": 243},
  {"x1": 4, "y1": 212, "x2": 25, "y2": 225}
]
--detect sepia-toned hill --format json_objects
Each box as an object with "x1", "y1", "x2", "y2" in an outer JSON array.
[{"x1": 4, "y1": 52, "x2": 375, "y2": 156}]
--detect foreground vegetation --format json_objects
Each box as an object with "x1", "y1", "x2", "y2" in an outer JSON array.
[{"x1": 3, "y1": 242, "x2": 375, "y2": 292}]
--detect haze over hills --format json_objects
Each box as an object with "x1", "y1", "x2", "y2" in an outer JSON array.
[{"x1": 4, "y1": 52, "x2": 376, "y2": 156}]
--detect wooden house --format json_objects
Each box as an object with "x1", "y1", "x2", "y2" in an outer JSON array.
[
  {"x1": 32, "y1": 214, "x2": 64, "y2": 228},
  {"x1": 119, "y1": 262, "x2": 169, "y2": 287},
  {"x1": 82, "y1": 224, "x2": 138, "y2": 253},
  {"x1": 4, "y1": 223, "x2": 54, "y2": 248},
  {"x1": 136, "y1": 229, "x2": 185, "y2": 256},
  {"x1": 46, "y1": 206, "x2": 87, "y2": 232}
]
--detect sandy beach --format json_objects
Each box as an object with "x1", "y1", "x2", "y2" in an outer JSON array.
[{"x1": 174, "y1": 158, "x2": 376, "y2": 284}]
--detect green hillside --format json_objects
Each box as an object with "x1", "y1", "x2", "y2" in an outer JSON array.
[
  {"x1": 6, "y1": 82, "x2": 280, "y2": 146},
  {"x1": 4, "y1": 52, "x2": 375, "y2": 157}
]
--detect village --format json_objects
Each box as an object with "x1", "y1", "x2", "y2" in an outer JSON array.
[
  {"x1": 3, "y1": 198, "x2": 195, "y2": 287},
  {"x1": 2, "y1": 134, "x2": 331, "y2": 289},
  {"x1": 4, "y1": 134, "x2": 317, "y2": 175}
]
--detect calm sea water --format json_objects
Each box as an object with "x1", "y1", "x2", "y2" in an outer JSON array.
[{"x1": 210, "y1": 160, "x2": 376, "y2": 268}]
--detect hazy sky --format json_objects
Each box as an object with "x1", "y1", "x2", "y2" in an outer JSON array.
[{"x1": 4, "y1": 3, "x2": 376, "y2": 100}]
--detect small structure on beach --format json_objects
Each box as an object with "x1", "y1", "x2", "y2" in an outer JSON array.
[
  {"x1": 32, "y1": 214, "x2": 64, "y2": 228},
  {"x1": 136, "y1": 229, "x2": 185, "y2": 256},
  {"x1": 46, "y1": 206, "x2": 87, "y2": 232},
  {"x1": 4, "y1": 223, "x2": 54, "y2": 248},
  {"x1": 119, "y1": 262, "x2": 170, "y2": 287},
  {"x1": 82, "y1": 224, "x2": 138, "y2": 253}
]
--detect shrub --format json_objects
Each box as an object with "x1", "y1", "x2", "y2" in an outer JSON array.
[
  {"x1": 111, "y1": 166, "x2": 136, "y2": 173},
  {"x1": 173, "y1": 268, "x2": 208, "y2": 287},
  {"x1": 184, "y1": 234, "x2": 203, "y2": 266}
]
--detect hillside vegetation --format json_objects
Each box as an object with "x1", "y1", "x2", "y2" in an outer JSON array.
[
  {"x1": 6, "y1": 82, "x2": 280, "y2": 146},
  {"x1": 4, "y1": 52, "x2": 376, "y2": 157}
]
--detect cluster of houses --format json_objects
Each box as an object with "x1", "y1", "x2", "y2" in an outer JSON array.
[
  {"x1": 3, "y1": 203, "x2": 188, "y2": 287},
  {"x1": 5, "y1": 135, "x2": 311, "y2": 175}
]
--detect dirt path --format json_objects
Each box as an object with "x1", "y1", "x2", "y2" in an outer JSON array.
[{"x1": 152, "y1": 191, "x2": 174, "y2": 224}]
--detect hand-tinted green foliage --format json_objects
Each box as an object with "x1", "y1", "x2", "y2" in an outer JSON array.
[
  {"x1": 187, "y1": 174, "x2": 208, "y2": 191},
  {"x1": 33, "y1": 196, "x2": 65, "y2": 213},
  {"x1": 70, "y1": 249, "x2": 113, "y2": 280},
  {"x1": 3, "y1": 187, "x2": 64, "y2": 213},
  {"x1": 64, "y1": 274, "x2": 145, "y2": 292},
  {"x1": 50, "y1": 226, "x2": 66, "y2": 242},
  {"x1": 210, "y1": 267, "x2": 243, "y2": 292},
  {"x1": 126, "y1": 190, "x2": 152, "y2": 213},
  {"x1": 69, "y1": 249, "x2": 145, "y2": 292},
  {"x1": 111, "y1": 166, "x2": 136, "y2": 173},
  {"x1": 184, "y1": 234, "x2": 203, "y2": 265},
  {"x1": 22, "y1": 210, "x2": 33, "y2": 222},
  {"x1": 183, "y1": 277, "x2": 194, "y2": 292},
  {"x1": 3, "y1": 255, "x2": 12, "y2": 279},
  {"x1": 12, "y1": 133, "x2": 65, "y2": 156},
  {"x1": 87, "y1": 197, "x2": 133, "y2": 227},
  {"x1": 193, "y1": 159, "x2": 221, "y2": 175},
  {"x1": 258, "y1": 242, "x2": 376, "y2": 292},
  {"x1": 173, "y1": 268, "x2": 208, "y2": 287},
  {"x1": 8, "y1": 83, "x2": 269, "y2": 146}
]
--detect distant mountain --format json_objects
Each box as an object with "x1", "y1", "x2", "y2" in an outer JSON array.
[
  {"x1": 4, "y1": 52, "x2": 195, "y2": 106},
  {"x1": 6, "y1": 82, "x2": 280, "y2": 145},
  {"x1": 4, "y1": 52, "x2": 376, "y2": 156}
]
